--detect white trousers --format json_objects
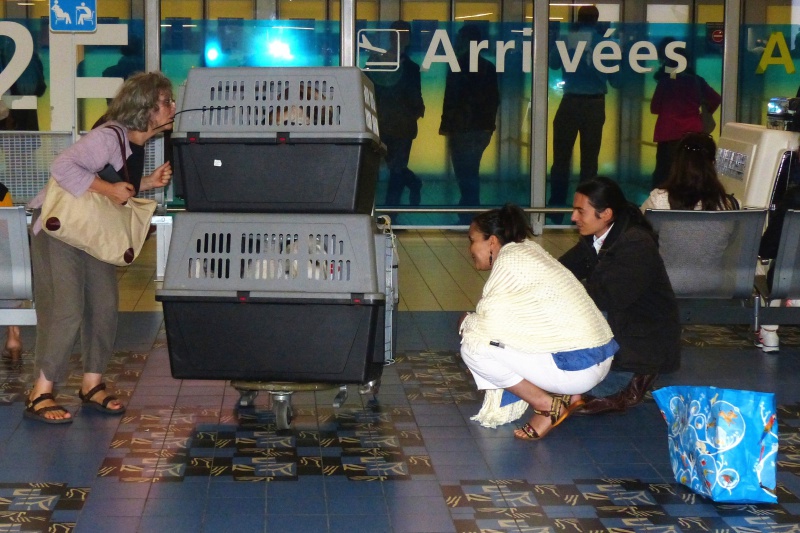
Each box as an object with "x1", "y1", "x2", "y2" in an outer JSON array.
[{"x1": 461, "y1": 341, "x2": 612, "y2": 395}]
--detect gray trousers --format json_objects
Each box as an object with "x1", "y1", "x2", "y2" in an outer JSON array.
[{"x1": 30, "y1": 210, "x2": 118, "y2": 382}]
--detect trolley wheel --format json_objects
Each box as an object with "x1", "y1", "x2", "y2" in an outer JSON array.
[
  {"x1": 274, "y1": 399, "x2": 293, "y2": 430},
  {"x1": 238, "y1": 390, "x2": 259, "y2": 408}
]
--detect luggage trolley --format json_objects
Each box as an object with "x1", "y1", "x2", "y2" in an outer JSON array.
[{"x1": 156, "y1": 67, "x2": 393, "y2": 428}]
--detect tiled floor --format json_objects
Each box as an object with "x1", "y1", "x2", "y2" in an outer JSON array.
[{"x1": 4, "y1": 229, "x2": 800, "y2": 532}]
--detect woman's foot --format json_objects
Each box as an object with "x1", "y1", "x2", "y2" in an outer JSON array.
[
  {"x1": 78, "y1": 382, "x2": 126, "y2": 414},
  {"x1": 3, "y1": 326, "x2": 22, "y2": 361},
  {"x1": 24, "y1": 392, "x2": 72, "y2": 424},
  {"x1": 514, "y1": 393, "x2": 583, "y2": 440}
]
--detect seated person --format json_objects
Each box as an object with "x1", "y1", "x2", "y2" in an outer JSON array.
[
  {"x1": 641, "y1": 132, "x2": 738, "y2": 212},
  {"x1": 560, "y1": 177, "x2": 681, "y2": 415},
  {"x1": 755, "y1": 183, "x2": 800, "y2": 352},
  {"x1": 640, "y1": 132, "x2": 739, "y2": 296},
  {"x1": 459, "y1": 204, "x2": 618, "y2": 440}
]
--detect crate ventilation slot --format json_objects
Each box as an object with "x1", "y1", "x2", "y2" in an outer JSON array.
[
  {"x1": 188, "y1": 232, "x2": 232, "y2": 279},
  {"x1": 200, "y1": 104, "x2": 341, "y2": 127},
  {"x1": 202, "y1": 79, "x2": 341, "y2": 127},
  {"x1": 186, "y1": 231, "x2": 353, "y2": 282}
]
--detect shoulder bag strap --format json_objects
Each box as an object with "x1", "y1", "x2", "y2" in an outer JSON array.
[{"x1": 104, "y1": 124, "x2": 130, "y2": 183}]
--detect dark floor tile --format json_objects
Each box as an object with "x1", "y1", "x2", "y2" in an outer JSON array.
[
  {"x1": 137, "y1": 514, "x2": 204, "y2": 533},
  {"x1": 80, "y1": 496, "x2": 146, "y2": 517},
  {"x1": 265, "y1": 514, "x2": 329, "y2": 531},
  {"x1": 203, "y1": 509, "x2": 266, "y2": 533},
  {"x1": 329, "y1": 513, "x2": 391, "y2": 533},
  {"x1": 268, "y1": 492, "x2": 327, "y2": 514},
  {"x1": 74, "y1": 515, "x2": 140, "y2": 533}
]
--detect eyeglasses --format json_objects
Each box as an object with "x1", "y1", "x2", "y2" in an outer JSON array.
[{"x1": 159, "y1": 97, "x2": 176, "y2": 107}]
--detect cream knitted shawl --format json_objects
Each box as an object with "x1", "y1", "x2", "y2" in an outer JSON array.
[{"x1": 460, "y1": 240, "x2": 612, "y2": 356}]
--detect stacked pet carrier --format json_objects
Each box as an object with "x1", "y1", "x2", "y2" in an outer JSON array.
[{"x1": 156, "y1": 67, "x2": 396, "y2": 428}]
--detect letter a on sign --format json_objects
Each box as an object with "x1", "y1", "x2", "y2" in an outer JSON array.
[{"x1": 50, "y1": 0, "x2": 97, "y2": 33}]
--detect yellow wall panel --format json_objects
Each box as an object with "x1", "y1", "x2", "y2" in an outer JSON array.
[
  {"x1": 697, "y1": 5, "x2": 724, "y2": 24},
  {"x1": 279, "y1": 0, "x2": 325, "y2": 20},
  {"x1": 98, "y1": 1, "x2": 131, "y2": 19},
  {"x1": 404, "y1": 3, "x2": 448, "y2": 23},
  {"x1": 30, "y1": 1, "x2": 129, "y2": 19},
  {"x1": 454, "y1": 2, "x2": 499, "y2": 22},
  {"x1": 208, "y1": 0, "x2": 253, "y2": 19},
  {"x1": 327, "y1": 0, "x2": 378, "y2": 21},
  {"x1": 548, "y1": 5, "x2": 571, "y2": 22},
  {"x1": 162, "y1": 0, "x2": 203, "y2": 19}
]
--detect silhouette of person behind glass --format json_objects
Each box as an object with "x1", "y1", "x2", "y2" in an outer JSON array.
[
  {"x1": 367, "y1": 20, "x2": 426, "y2": 206},
  {"x1": 0, "y1": 37, "x2": 46, "y2": 132},
  {"x1": 650, "y1": 42, "x2": 720, "y2": 189},
  {"x1": 103, "y1": 35, "x2": 145, "y2": 82},
  {"x1": 439, "y1": 24, "x2": 499, "y2": 225},
  {"x1": 547, "y1": 6, "x2": 617, "y2": 223}
]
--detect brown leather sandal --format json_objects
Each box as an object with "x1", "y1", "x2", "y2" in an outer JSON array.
[
  {"x1": 515, "y1": 394, "x2": 585, "y2": 440},
  {"x1": 23, "y1": 393, "x2": 73, "y2": 424},
  {"x1": 78, "y1": 383, "x2": 126, "y2": 415}
]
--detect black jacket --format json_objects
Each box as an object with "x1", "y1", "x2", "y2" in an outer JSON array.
[
  {"x1": 439, "y1": 53, "x2": 499, "y2": 134},
  {"x1": 367, "y1": 54, "x2": 425, "y2": 139},
  {"x1": 759, "y1": 185, "x2": 800, "y2": 290},
  {"x1": 559, "y1": 212, "x2": 681, "y2": 374}
]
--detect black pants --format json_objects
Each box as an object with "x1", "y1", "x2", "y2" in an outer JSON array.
[{"x1": 549, "y1": 94, "x2": 606, "y2": 207}]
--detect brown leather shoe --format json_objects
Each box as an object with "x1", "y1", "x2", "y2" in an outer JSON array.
[
  {"x1": 574, "y1": 392, "x2": 626, "y2": 415},
  {"x1": 621, "y1": 374, "x2": 658, "y2": 408}
]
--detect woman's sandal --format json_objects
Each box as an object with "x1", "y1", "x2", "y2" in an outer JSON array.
[
  {"x1": 515, "y1": 394, "x2": 586, "y2": 441},
  {"x1": 78, "y1": 383, "x2": 126, "y2": 415},
  {"x1": 23, "y1": 393, "x2": 73, "y2": 424}
]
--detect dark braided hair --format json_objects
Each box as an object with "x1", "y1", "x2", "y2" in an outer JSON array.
[
  {"x1": 576, "y1": 176, "x2": 654, "y2": 232},
  {"x1": 471, "y1": 203, "x2": 533, "y2": 245}
]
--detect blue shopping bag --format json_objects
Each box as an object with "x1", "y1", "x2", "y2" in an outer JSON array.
[{"x1": 652, "y1": 385, "x2": 778, "y2": 504}]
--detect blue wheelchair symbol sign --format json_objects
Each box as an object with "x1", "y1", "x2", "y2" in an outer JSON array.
[{"x1": 50, "y1": 0, "x2": 96, "y2": 33}]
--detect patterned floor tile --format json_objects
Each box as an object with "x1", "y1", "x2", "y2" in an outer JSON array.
[
  {"x1": 394, "y1": 351, "x2": 479, "y2": 404},
  {"x1": 0, "y1": 482, "x2": 89, "y2": 532},
  {"x1": 0, "y1": 350, "x2": 146, "y2": 407},
  {"x1": 98, "y1": 401, "x2": 434, "y2": 482},
  {"x1": 681, "y1": 324, "x2": 800, "y2": 348},
  {"x1": 443, "y1": 478, "x2": 800, "y2": 532}
]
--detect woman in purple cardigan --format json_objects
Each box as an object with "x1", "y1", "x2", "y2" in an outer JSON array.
[{"x1": 24, "y1": 72, "x2": 175, "y2": 423}]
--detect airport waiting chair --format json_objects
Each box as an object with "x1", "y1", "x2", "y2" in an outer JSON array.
[
  {"x1": 645, "y1": 209, "x2": 767, "y2": 325},
  {"x1": 754, "y1": 209, "x2": 800, "y2": 327},
  {"x1": 0, "y1": 207, "x2": 36, "y2": 327}
]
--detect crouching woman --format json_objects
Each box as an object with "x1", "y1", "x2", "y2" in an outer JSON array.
[{"x1": 460, "y1": 204, "x2": 617, "y2": 440}]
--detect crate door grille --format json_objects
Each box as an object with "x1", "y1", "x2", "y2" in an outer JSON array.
[
  {"x1": 306, "y1": 233, "x2": 350, "y2": 281},
  {"x1": 209, "y1": 80, "x2": 245, "y2": 102},
  {"x1": 188, "y1": 232, "x2": 232, "y2": 280},
  {"x1": 239, "y1": 232, "x2": 300, "y2": 280}
]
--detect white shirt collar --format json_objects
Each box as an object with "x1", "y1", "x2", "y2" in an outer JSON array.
[{"x1": 592, "y1": 224, "x2": 613, "y2": 253}]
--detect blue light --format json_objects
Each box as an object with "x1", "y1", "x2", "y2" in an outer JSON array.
[
  {"x1": 205, "y1": 45, "x2": 221, "y2": 63},
  {"x1": 267, "y1": 39, "x2": 294, "y2": 60}
]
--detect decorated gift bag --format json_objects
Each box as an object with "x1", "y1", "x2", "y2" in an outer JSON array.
[{"x1": 652, "y1": 385, "x2": 778, "y2": 504}]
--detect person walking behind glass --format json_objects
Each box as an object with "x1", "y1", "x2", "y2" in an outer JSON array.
[
  {"x1": 547, "y1": 6, "x2": 618, "y2": 223},
  {"x1": 440, "y1": 24, "x2": 499, "y2": 225},
  {"x1": 0, "y1": 38, "x2": 46, "y2": 132},
  {"x1": 367, "y1": 20, "x2": 425, "y2": 206}
]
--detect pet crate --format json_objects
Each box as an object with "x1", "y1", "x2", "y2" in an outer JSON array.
[
  {"x1": 156, "y1": 212, "x2": 389, "y2": 384},
  {"x1": 171, "y1": 67, "x2": 383, "y2": 213}
]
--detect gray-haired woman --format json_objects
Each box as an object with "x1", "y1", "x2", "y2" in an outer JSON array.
[{"x1": 24, "y1": 71, "x2": 175, "y2": 423}]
